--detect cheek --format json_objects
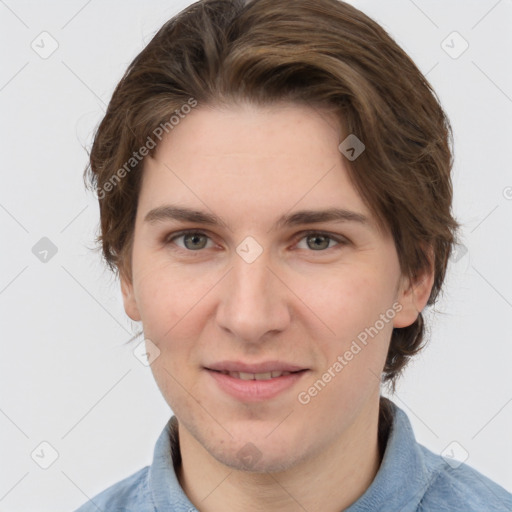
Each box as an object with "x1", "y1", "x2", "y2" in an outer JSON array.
[
  {"x1": 134, "y1": 256, "x2": 230, "y2": 366},
  {"x1": 296, "y1": 270, "x2": 395, "y2": 417},
  {"x1": 132, "y1": 257, "x2": 219, "y2": 345},
  {"x1": 296, "y1": 263, "x2": 397, "y2": 396},
  {"x1": 134, "y1": 264, "x2": 211, "y2": 401},
  {"x1": 299, "y1": 264, "x2": 395, "y2": 340}
]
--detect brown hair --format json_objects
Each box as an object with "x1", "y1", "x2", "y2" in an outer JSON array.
[{"x1": 85, "y1": 0, "x2": 460, "y2": 393}]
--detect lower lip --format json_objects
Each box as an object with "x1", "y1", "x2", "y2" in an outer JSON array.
[{"x1": 206, "y1": 369, "x2": 308, "y2": 402}]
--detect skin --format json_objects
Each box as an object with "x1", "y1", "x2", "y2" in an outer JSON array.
[{"x1": 120, "y1": 102, "x2": 434, "y2": 512}]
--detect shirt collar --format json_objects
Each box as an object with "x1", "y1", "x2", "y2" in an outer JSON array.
[
  {"x1": 148, "y1": 398, "x2": 432, "y2": 511},
  {"x1": 148, "y1": 415, "x2": 194, "y2": 511}
]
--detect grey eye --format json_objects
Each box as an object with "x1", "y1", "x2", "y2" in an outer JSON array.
[
  {"x1": 182, "y1": 233, "x2": 209, "y2": 250},
  {"x1": 298, "y1": 234, "x2": 338, "y2": 251}
]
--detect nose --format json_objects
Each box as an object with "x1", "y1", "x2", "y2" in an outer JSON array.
[{"x1": 215, "y1": 248, "x2": 291, "y2": 344}]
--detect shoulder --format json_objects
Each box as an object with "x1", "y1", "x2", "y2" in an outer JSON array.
[
  {"x1": 418, "y1": 445, "x2": 512, "y2": 512},
  {"x1": 73, "y1": 466, "x2": 152, "y2": 512}
]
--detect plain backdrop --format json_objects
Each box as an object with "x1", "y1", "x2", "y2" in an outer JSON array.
[{"x1": 1, "y1": 0, "x2": 511, "y2": 510}]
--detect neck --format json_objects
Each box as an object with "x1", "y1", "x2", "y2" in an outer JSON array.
[{"x1": 175, "y1": 396, "x2": 390, "y2": 512}]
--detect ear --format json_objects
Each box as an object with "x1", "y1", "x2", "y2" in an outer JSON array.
[
  {"x1": 393, "y1": 249, "x2": 435, "y2": 329},
  {"x1": 120, "y1": 269, "x2": 142, "y2": 322}
]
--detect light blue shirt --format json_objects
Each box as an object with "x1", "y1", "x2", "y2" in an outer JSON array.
[{"x1": 74, "y1": 399, "x2": 512, "y2": 511}]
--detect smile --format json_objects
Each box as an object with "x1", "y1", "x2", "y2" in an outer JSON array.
[
  {"x1": 206, "y1": 368, "x2": 309, "y2": 402},
  {"x1": 216, "y1": 370, "x2": 295, "y2": 380}
]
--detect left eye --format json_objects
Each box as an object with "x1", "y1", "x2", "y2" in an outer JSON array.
[{"x1": 295, "y1": 232, "x2": 344, "y2": 251}]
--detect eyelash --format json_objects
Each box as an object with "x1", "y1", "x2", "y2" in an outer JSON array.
[{"x1": 164, "y1": 229, "x2": 348, "y2": 254}]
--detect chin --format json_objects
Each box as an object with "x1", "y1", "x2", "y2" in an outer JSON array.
[{"x1": 214, "y1": 447, "x2": 304, "y2": 474}]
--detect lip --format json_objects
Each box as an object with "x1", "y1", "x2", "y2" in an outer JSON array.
[
  {"x1": 205, "y1": 360, "x2": 307, "y2": 373},
  {"x1": 205, "y1": 368, "x2": 309, "y2": 402}
]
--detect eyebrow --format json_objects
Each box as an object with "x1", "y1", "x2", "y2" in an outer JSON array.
[{"x1": 144, "y1": 205, "x2": 371, "y2": 231}]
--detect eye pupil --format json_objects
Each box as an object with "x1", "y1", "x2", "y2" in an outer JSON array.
[
  {"x1": 307, "y1": 234, "x2": 330, "y2": 250},
  {"x1": 184, "y1": 233, "x2": 207, "y2": 250}
]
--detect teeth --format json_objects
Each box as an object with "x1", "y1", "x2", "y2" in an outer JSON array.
[
  {"x1": 255, "y1": 372, "x2": 272, "y2": 380},
  {"x1": 225, "y1": 370, "x2": 292, "y2": 380}
]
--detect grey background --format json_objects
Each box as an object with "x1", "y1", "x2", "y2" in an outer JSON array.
[{"x1": 0, "y1": 0, "x2": 511, "y2": 510}]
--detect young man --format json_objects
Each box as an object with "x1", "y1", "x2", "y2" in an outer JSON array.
[{"x1": 76, "y1": 0, "x2": 512, "y2": 510}]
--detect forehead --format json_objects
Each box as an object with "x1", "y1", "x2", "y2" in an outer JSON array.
[
  {"x1": 151, "y1": 101, "x2": 341, "y2": 166},
  {"x1": 138, "y1": 102, "x2": 382, "y2": 235}
]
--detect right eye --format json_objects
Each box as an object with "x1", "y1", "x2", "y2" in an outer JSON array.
[{"x1": 165, "y1": 230, "x2": 216, "y2": 252}]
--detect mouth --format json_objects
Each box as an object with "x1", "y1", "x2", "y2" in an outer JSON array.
[
  {"x1": 204, "y1": 367, "x2": 309, "y2": 402},
  {"x1": 209, "y1": 369, "x2": 306, "y2": 380}
]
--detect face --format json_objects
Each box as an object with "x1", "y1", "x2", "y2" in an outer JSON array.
[{"x1": 121, "y1": 102, "x2": 431, "y2": 473}]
